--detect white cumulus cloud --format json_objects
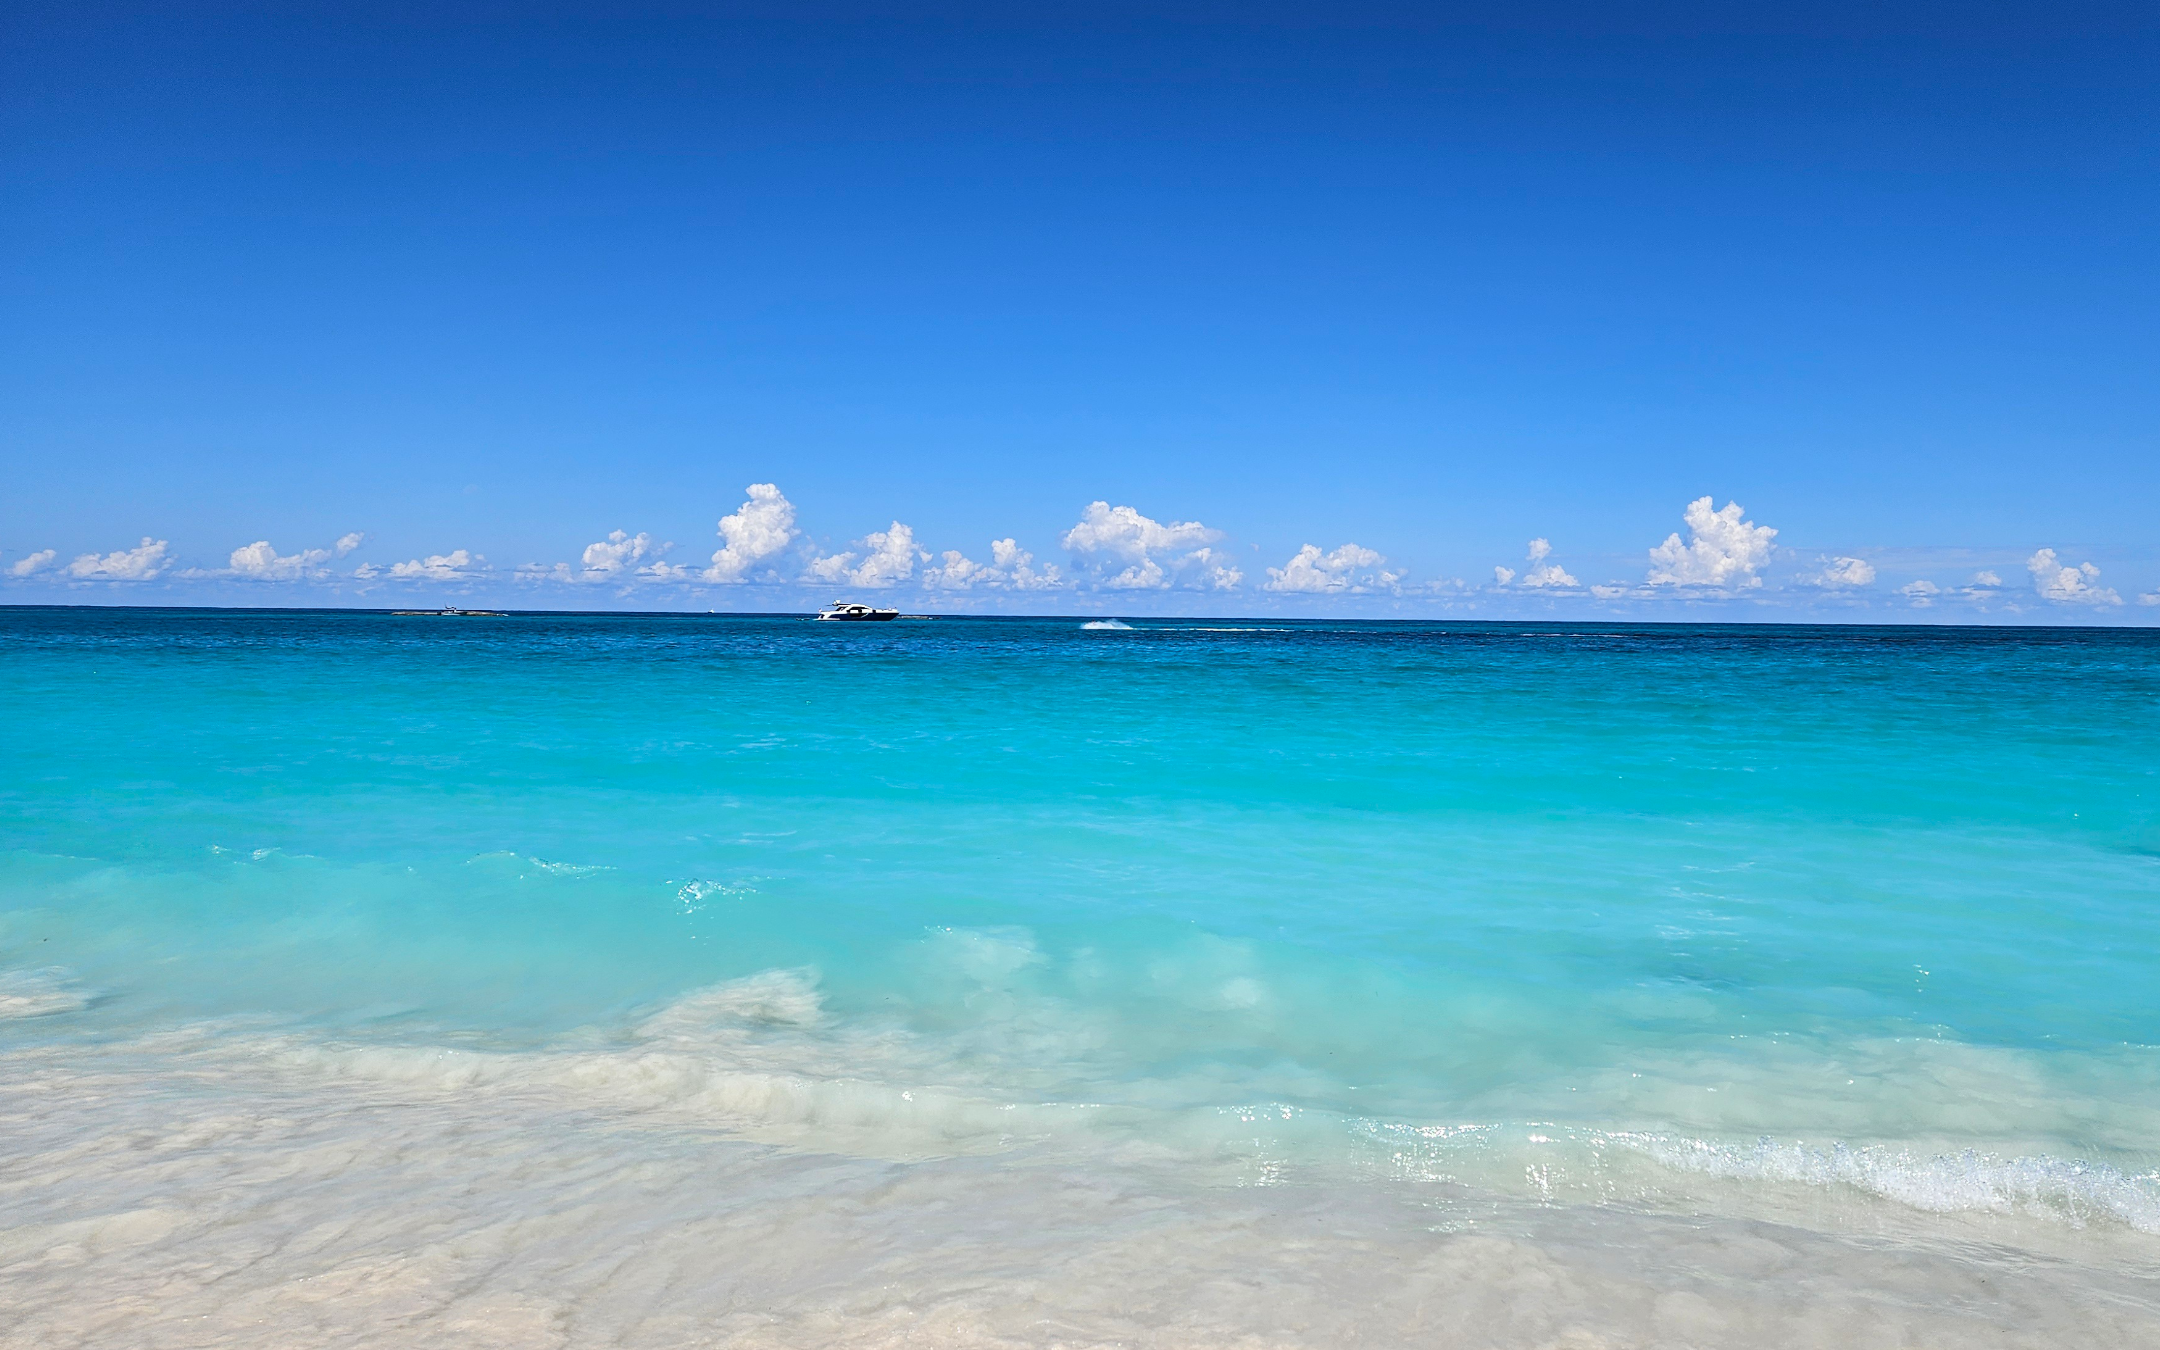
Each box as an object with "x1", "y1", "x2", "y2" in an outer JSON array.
[
  {"x1": 66, "y1": 538, "x2": 170, "y2": 581},
  {"x1": 1645, "y1": 497, "x2": 1777, "y2": 588},
  {"x1": 188, "y1": 534, "x2": 359, "y2": 582},
  {"x1": 583, "y1": 529, "x2": 654, "y2": 575},
  {"x1": 229, "y1": 540, "x2": 328, "y2": 579},
  {"x1": 2026, "y1": 549, "x2": 2120, "y2": 606},
  {"x1": 1807, "y1": 556, "x2": 1876, "y2": 589},
  {"x1": 922, "y1": 538, "x2": 1065, "y2": 591},
  {"x1": 1264, "y1": 542, "x2": 1393, "y2": 594},
  {"x1": 1190, "y1": 547, "x2": 1243, "y2": 591},
  {"x1": 2139, "y1": 591, "x2": 2160, "y2": 607},
  {"x1": 1496, "y1": 538, "x2": 1579, "y2": 589},
  {"x1": 519, "y1": 530, "x2": 664, "y2": 585},
  {"x1": 649, "y1": 484, "x2": 799, "y2": 584},
  {"x1": 1063, "y1": 501, "x2": 1217, "y2": 561},
  {"x1": 371, "y1": 549, "x2": 483, "y2": 582},
  {"x1": 705, "y1": 484, "x2": 796, "y2": 582},
  {"x1": 808, "y1": 521, "x2": 923, "y2": 589},
  {"x1": 1103, "y1": 556, "x2": 1167, "y2": 590},
  {"x1": 1899, "y1": 579, "x2": 1941, "y2": 607},
  {"x1": 224, "y1": 532, "x2": 362, "y2": 580},
  {"x1": 7, "y1": 549, "x2": 57, "y2": 578},
  {"x1": 1061, "y1": 502, "x2": 1231, "y2": 590}
]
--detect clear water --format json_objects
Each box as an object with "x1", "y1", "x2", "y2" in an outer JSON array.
[{"x1": 5, "y1": 609, "x2": 2159, "y2": 1346}]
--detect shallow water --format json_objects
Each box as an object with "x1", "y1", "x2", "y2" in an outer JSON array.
[{"x1": 3, "y1": 609, "x2": 2158, "y2": 1346}]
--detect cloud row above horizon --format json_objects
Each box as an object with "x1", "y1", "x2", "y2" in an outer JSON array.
[{"x1": 5, "y1": 487, "x2": 2152, "y2": 615}]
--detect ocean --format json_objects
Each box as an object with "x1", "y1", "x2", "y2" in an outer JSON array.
[{"x1": 3, "y1": 607, "x2": 2157, "y2": 1347}]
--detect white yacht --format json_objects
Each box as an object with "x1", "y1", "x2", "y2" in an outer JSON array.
[{"x1": 815, "y1": 601, "x2": 899, "y2": 622}]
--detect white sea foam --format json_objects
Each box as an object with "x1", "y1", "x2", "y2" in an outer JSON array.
[
  {"x1": 463, "y1": 850, "x2": 612, "y2": 876},
  {"x1": 1620, "y1": 1133, "x2": 2160, "y2": 1234},
  {"x1": 1080, "y1": 618, "x2": 1134, "y2": 629},
  {"x1": 1350, "y1": 1118, "x2": 2160, "y2": 1238},
  {"x1": 526, "y1": 856, "x2": 612, "y2": 875},
  {"x1": 673, "y1": 878, "x2": 754, "y2": 913}
]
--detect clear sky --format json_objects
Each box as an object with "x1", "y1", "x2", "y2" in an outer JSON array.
[{"x1": 4, "y1": 0, "x2": 2154, "y2": 617}]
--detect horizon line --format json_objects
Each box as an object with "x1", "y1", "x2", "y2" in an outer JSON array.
[{"x1": 4, "y1": 602, "x2": 2155, "y2": 634}]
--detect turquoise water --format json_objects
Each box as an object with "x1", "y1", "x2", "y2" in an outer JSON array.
[
  {"x1": 5, "y1": 608, "x2": 2159, "y2": 1345},
  {"x1": 8, "y1": 610, "x2": 2156, "y2": 1052}
]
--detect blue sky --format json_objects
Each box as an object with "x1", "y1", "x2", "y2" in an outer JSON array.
[{"x1": 3, "y1": 0, "x2": 2154, "y2": 617}]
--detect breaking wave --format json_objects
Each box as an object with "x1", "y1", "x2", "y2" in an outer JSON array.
[{"x1": 1622, "y1": 1132, "x2": 2160, "y2": 1234}]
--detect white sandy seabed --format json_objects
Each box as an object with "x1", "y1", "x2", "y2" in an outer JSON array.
[{"x1": 4, "y1": 968, "x2": 2159, "y2": 1350}]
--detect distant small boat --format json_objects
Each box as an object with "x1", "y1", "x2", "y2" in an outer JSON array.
[
  {"x1": 815, "y1": 601, "x2": 899, "y2": 622},
  {"x1": 392, "y1": 606, "x2": 508, "y2": 617}
]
